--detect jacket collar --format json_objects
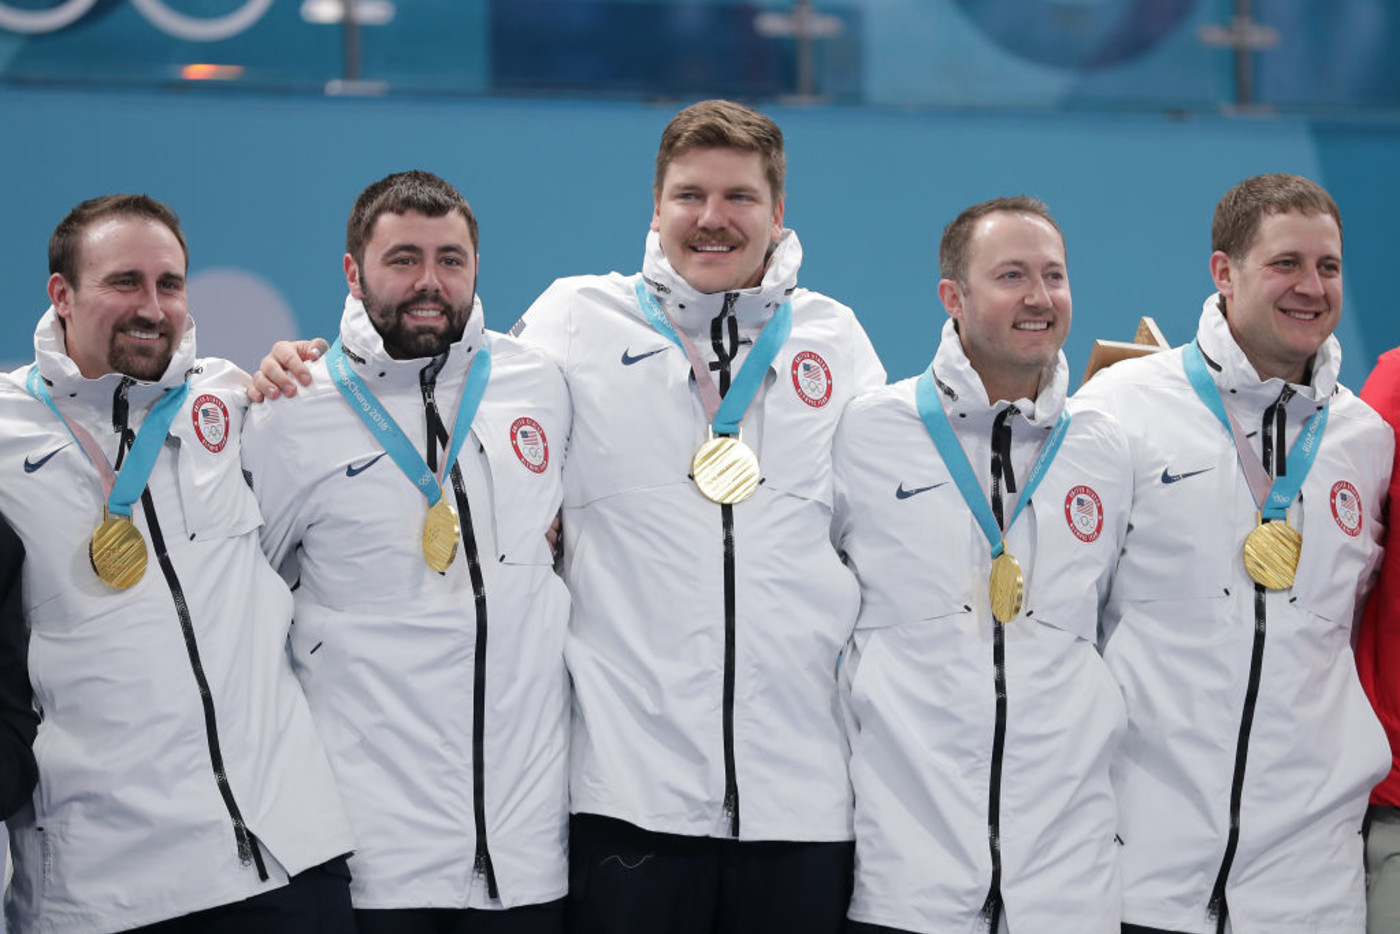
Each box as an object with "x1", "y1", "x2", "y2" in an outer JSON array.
[
  {"x1": 1194, "y1": 293, "x2": 1339, "y2": 405},
  {"x1": 638, "y1": 228, "x2": 802, "y2": 340},
  {"x1": 336, "y1": 294, "x2": 486, "y2": 389},
  {"x1": 32, "y1": 305, "x2": 199, "y2": 414},
  {"x1": 928, "y1": 318, "x2": 1067, "y2": 428}
]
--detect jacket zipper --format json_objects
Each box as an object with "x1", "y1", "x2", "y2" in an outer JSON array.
[
  {"x1": 1206, "y1": 386, "x2": 1291, "y2": 931},
  {"x1": 712, "y1": 294, "x2": 742, "y2": 838},
  {"x1": 980, "y1": 406, "x2": 1018, "y2": 930},
  {"x1": 114, "y1": 380, "x2": 267, "y2": 881},
  {"x1": 422, "y1": 364, "x2": 498, "y2": 898}
]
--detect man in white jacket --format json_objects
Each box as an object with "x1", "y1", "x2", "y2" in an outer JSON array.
[
  {"x1": 1077, "y1": 174, "x2": 1391, "y2": 934},
  {"x1": 834, "y1": 196, "x2": 1131, "y2": 934},
  {"x1": 511, "y1": 100, "x2": 885, "y2": 933},
  {"x1": 241, "y1": 171, "x2": 572, "y2": 934},
  {"x1": 0, "y1": 194, "x2": 356, "y2": 934}
]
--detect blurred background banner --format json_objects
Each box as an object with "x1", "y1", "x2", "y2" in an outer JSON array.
[{"x1": 1, "y1": 0, "x2": 1399, "y2": 386}]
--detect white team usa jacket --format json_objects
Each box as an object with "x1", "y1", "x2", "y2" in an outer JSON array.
[
  {"x1": 513, "y1": 230, "x2": 886, "y2": 842},
  {"x1": 834, "y1": 321, "x2": 1130, "y2": 934},
  {"x1": 0, "y1": 310, "x2": 354, "y2": 934},
  {"x1": 241, "y1": 297, "x2": 571, "y2": 910},
  {"x1": 1076, "y1": 298, "x2": 1392, "y2": 934}
]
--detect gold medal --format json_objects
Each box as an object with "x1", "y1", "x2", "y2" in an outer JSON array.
[
  {"x1": 989, "y1": 549, "x2": 1023, "y2": 623},
  {"x1": 90, "y1": 508, "x2": 147, "y2": 590},
  {"x1": 422, "y1": 494, "x2": 461, "y2": 573},
  {"x1": 692, "y1": 432, "x2": 760, "y2": 505},
  {"x1": 1242, "y1": 517, "x2": 1301, "y2": 590}
]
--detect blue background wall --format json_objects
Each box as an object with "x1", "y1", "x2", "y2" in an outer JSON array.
[{"x1": 2, "y1": 85, "x2": 1398, "y2": 389}]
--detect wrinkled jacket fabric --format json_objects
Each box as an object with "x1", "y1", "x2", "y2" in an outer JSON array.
[
  {"x1": 515, "y1": 230, "x2": 885, "y2": 841},
  {"x1": 1076, "y1": 298, "x2": 1391, "y2": 934},
  {"x1": 0, "y1": 310, "x2": 354, "y2": 934},
  {"x1": 242, "y1": 297, "x2": 571, "y2": 909},
  {"x1": 835, "y1": 320, "x2": 1129, "y2": 933}
]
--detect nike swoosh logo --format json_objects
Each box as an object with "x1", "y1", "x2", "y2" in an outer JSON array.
[
  {"x1": 621, "y1": 347, "x2": 666, "y2": 366},
  {"x1": 1161, "y1": 466, "x2": 1213, "y2": 484},
  {"x1": 896, "y1": 481, "x2": 947, "y2": 500},
  {"x1": 345, "y1": 452, "x2": 388, "y2": 477},
  {"x1": 24, "y1": 443, "x2": 70, "y2": 474}
]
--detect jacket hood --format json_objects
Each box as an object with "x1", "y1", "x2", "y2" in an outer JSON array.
[
  {"x1": 1195, "y1": 293, "x2": 1340, "y2": 404},
  {"x1": 32, "y1": 305, "x2": 199, "y2": 407},
  {"x1": 929, "y1": 317, "x2": 1068, "y2": 427},
  {"x1": 639, "y1": 228, "x2": 801, "y2": 340},
  {"x1": 336, "y1": 293, "x2": 487, "y2": 389}
]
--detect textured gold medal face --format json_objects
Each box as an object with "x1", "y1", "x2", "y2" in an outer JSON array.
[
  {"x1": 90, "y1": 510, "x2": 147, "y2": 590},
  {"x1": 692, "y1": 436, "x2": 760, "y2": 505},
  {"x1": 1242, "y1": 520, "x2": 1301, "y2": 590},
  {"x1": 422, "y1": 495, "x2": 461, "y2": 573},
  {"x1": 988, "y1": 551, "x2": 1023, "y2": 623}
]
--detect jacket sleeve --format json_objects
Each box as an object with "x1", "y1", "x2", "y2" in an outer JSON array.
[
  {"x1": 0, "y1": 513, "x2": 38, "y2": 820},
  {"x1": 1355, "y1": 349, "x2": 1400, "y2": 802},
  {"x1": 510, "y1": 279, "x2": 575, "y2": 373},
  {"x1": 240, "y1": 402, "x2": 312, "y2": 581},
  {"x1": 846, "y1": 312, "x2": 887, "y2": 396}
]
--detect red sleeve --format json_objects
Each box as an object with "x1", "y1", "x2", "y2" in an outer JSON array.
[{"x1": 1357, "y1": 348, "x2": 1400, "y2": 804}]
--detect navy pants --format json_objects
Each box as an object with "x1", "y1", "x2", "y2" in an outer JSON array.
[
  {"x1": 567, "y1": 813, "x2": 854, "y2": 934},
  {"x1": 356, "y1": 898, "x2": 566, "y2": 933},
  {"x1": 126, "y1": 856, "x2": 354, "y2": 933}
]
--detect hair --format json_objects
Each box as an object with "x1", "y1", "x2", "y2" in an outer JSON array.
[
  {"x1": 1212, "y1": 173, "x2": 1342, "y2": 259},
  {"x1": 939, "y1": 195, "x2": 1063, "y2": 285},
  {"x1": 654, "y1": 100, "x2": 786, "y2": 202},
  {"x1": 49, "y1": 194, "x2": 187, "y2": 286},
  {"x1": 346, "y1": 170, "x2": 479, "y2": 267}
]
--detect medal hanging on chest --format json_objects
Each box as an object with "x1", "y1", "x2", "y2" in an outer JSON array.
[
  {"x1": 692, "y1": 431, "x2": 762, "y2": 505},
  {"x1": 914, "y1": 367, "x2": 1070, "y2": 625},
  {"x1": 988, "y1": 549, "x2": 1024, "y2": 624},
  {"x1": 634, "y1": 281, "x2": 790, "y2": 507},
  {"x1": 90, "y1": 508, "x2": 148, "y2": 590},
  {"x1": 422, "y1": 494, "x2": 463, "y2": 573},
  {"x1": 327, "y1": 338, "x2": 493, "y2": 573},
  {"x1": 26, "y1": 367, "x2": 190, "y2": 591},
  {"x1": 1182, "y1": 343, "x2": 1326, "y2": 592},
  {"x1": 1242, "y1": 517, "x2": 1302, "y2": 589}
]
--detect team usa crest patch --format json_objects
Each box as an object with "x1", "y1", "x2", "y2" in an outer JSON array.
[
  {"x1": 1064, "y1": 485, "x2": 1103, "y2": 543},
  {"x1": 191, "y1": 394, "x2": 230, "y2": 453},
  {"x1": 510, "y1": 417, "x2": 549, "y2": 473},
  {"x1": 791, "y1": 351, "x2": 832, "y2": 408},
  {"x1": 1331, "y1": 480, "x2": 1363, "y2": 537}
]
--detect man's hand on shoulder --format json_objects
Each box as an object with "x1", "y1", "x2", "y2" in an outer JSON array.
[{"x1": 246, "y1": 338, "x2": 330, "y2": 403}]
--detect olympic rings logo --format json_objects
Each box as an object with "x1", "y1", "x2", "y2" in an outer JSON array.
[{"x1": 0, "y1": 0, "x2": 272, "y2": 42}]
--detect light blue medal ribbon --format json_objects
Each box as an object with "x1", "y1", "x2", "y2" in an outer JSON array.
[
  {"x1": 633, "y1": 279, "x2": 791, "y2": 435},
  {"x1": 1183, "y1": 341, "x2": 1326, "y2": 521},
  {"x1": 26, "y1": 365, "x2": 190, "y2": 518},
  {"x1": 914, "y1": 366, "x2": 1070, "y2": 561},
  {"x1": 325, "y1": 337, "x2": 492, "y2": 509}
]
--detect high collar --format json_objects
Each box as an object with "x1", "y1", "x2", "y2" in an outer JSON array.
[
  {"x1": 1194, "y1": 293, "x2": 1339, "y2": 405},
  {"x1": 928, "y1": 318, "x2": 1067, "y2": 427},
  {"x1": 32, "y1": 305, "x2": 199, "y2": 413},
  {"x1": 638, "y1": 227, "x2": 802, "y2": 340},
  {"x1": 336, "y1": 294, "x2": 486, "y2": 388}
]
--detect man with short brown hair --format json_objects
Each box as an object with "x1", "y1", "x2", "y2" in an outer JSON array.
[
  {"x1": 1077, "y1": 173, "x2": 1390, "y2": 934},
  {"x1": 514, "y1": 99, "x2": 886, "y2": 933}
]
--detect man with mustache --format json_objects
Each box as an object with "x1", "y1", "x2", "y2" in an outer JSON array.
[
  {"x1": 1076, "y1": 173, "x2": 1391, "y2": 934},
  {"x1": 511, "y1": 99, "x2": 886, "y2": 933},
  {"x1": 833, "y1": 196, "x2": 1130, "y2": 934},
  {"x1": 241, "y1": 171, "x2": 572, "y2": 933},
  {"x1": 0, "y1": 194, "x2": 356, "y2": 933}
]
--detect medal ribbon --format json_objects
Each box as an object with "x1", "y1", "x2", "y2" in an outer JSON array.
[
  {"x1": 634, "y1": 280, "x2": 792, "y2": 435},
  {"x1": 914, "y1": 366, "x2": 1070, "y2": 559},
  {"x1": 27, "y1": 366, "x2": 190, "y2": 517},
  {"x1": 1183, "y1": 341, "x2": 1327, "y2": 520},
  {"x1": 326, "y1": 338, "x2": 492, "y2": 507}
]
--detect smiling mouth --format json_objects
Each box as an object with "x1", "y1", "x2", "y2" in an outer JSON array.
[
  {"x1": 1013, "y1": 321, "x2": 1051, "y2": 331},
  {"x1": 690, "y1": 244, "x2": 737, "y2": 254},
  {"x1": 1281, "y1": 309, "x2": 1323, "y2": 321},
  {"x1": 120, "y1": 328, "x2": 165, "y2": 341}
]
